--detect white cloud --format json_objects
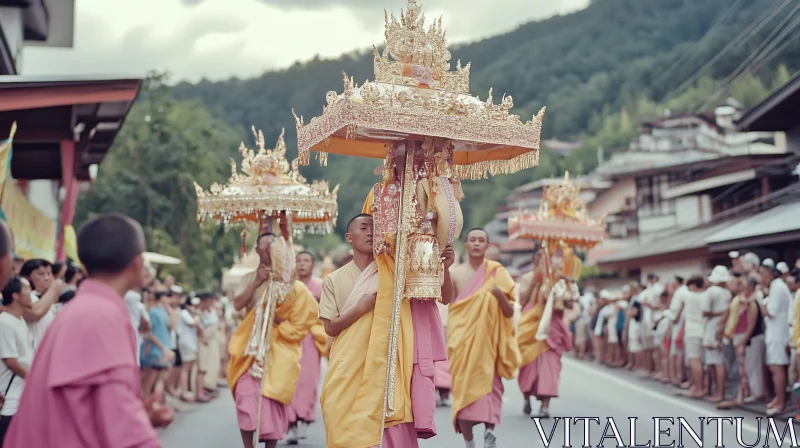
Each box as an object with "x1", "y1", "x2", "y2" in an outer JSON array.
[{"x1": 22, "y1": 0, "x2": 588, "y2": 82}]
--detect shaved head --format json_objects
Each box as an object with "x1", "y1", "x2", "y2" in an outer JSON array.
[
  {"x1": 78, "y1": 213, "x2": 145, "y2": 277},
  {"x1": 347, "y1": 214, "x2": 372, "y2": 233}
]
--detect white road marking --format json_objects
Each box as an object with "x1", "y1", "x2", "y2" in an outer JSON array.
[{"x1": 564, "y1": 358, "x2": 762, "y2": 436}]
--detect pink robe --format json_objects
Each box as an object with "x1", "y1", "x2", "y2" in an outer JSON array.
[
  {"x1": 453, "y1": 264, "x2": 505, "y2": 425},
  {"x1": 434, "y1": 360, "x2": 452, "y2": 390},
  {"x1": 5, "y1": 280, "x2": 161, "y2": 448},
  {"x1": 518, "y1": 308, "x2": 572, "y2": 398},
  {"x1": 410, "y1": 299, "x2": 447, "y2": 439},
  {"x1": 235, "y1": 374, "x2": 289, "y2": 440},
  {"x1": 288, "y1": 277, "x2": 324, "y2": 423},
  {"x1": 371, "y1": 423, "x2": 418, "y2": 448}
]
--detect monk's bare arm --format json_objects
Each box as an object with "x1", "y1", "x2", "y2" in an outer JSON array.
[
  {"x1": 2, "y1": 358, "x2": 27, "y2": 379},
  {"x1": 491, "y1": 286, "x2": 514, "y2": 318},
  {"x1": 322, "y1": 292, "x2": 376, "y2": 337},
  {"x1": 441, "y1": 268, "x2": 455, "y2": 305},
  {"x1": 24, "y1": 280, "x2": 63, "y2": 322},
  {"x1": 440, "y1": 244, "x2": 456, "y2": 305},
  {"x1": 234, "y1": 272, "x2": 265, "y2": 311}
]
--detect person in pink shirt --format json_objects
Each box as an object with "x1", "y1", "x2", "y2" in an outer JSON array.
[{"x1": 4, "y1": 212, "x2": 173, "y2": 448}]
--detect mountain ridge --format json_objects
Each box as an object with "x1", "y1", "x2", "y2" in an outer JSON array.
[{"x1": 172, "y1": 0, "x2": 798, "y2": 231}]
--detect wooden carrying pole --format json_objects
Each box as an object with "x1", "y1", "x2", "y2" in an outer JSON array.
[{"x1": 253, "y1": 215, "x2": 275, "y2": 447}]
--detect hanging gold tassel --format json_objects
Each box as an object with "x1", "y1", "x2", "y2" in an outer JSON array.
[{"x1": 240, "y1": 228, "x2": 248, "y2": 255}]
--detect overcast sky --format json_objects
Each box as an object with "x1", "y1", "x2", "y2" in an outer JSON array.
[{"x1": 23, "y1": 0, "x2": 588, "y2": 82}]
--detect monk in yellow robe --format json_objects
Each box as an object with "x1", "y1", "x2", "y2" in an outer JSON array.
[
  {"x1": 516, "y1": 250, "x2": 550, "y2": 415},
  {"x1": 320, "y1": 169, "x2": 456, "y2": 447},
  {"x1": 449, "y1": 228, "x2": 521, "y2": 448},
  {"x1": 227, "y1": 228, "x2": 319, "y2": 448}
]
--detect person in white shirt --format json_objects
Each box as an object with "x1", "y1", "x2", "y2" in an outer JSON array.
[
  {"x1": 640, "y1": 274, "x2": 663, "y2": 375},
  {"x1": 702, "y1": 266, "x2": 732, "y2": 403},
  {"x1": 19, "y1": 259, "x2": 63, "y2": 350},
  {"x1": 575, "y1": 289, "x2": 596, "y2": 359},
  {"x1": 124, "y1": 290, "x2": 152, "y2": 366},
  {"x1": 0, "y1": 276, "x2": 35, "y2": 443},
  {"x1": 196, "y1": 293, "x2": 220, "y2": 401},
  {"x1": 683, "y1": 276, "x2": 707, "y2": 399},
  {"x1": 177, "y1": 299, "x2": 203, "y2": 402},
  {"x1": 759, "y1": 264, "x2": 792, "y2": 415},
  {"x1": 664, "y1": 277, "x2": 687, "y2": 386},
  {"x1": 592, "y1": 290, "x2": 613, "y2": 364}
]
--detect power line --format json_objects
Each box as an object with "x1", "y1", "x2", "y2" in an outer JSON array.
[
  {"x1": 648, "y1": 0, "x2": 748, "y2": 90},
  {"x1": 661, "y1": 0, "x2": 790, "y2": 103},
  {"x1": 697, "y1": 8, "x2": 800, "y2": 111}
]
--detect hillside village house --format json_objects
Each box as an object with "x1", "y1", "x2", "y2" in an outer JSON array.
[
  {"x1": 0, "y1": 0, "x2": 141, "y2": 260},
  {"x1": 597, "y1": 96, "x2": 800, "y2": 282},
  {"x1": 490, "y1": 100, "x2": 795, "y2": 283}
]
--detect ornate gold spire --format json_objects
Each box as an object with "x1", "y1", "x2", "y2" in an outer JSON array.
[{"x1": 194, "y1": 127, "x2": 339, "y2": 234}]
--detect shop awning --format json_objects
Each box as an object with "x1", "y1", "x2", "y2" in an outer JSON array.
[{"x1": 705, "y1": 202, "x2": 800, "y2": 252}]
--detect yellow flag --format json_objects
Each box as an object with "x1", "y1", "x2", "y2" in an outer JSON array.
[
  {"x1": 63, "y1": 225, "x2": 81, "y2": 267},
  {"x1": 0, "y1": 122, "x2": 16, "y2": 199}
]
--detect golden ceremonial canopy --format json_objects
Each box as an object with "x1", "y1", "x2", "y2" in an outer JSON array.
[
  {"x1": 194, "y1": 128, "x2": 339, "y2": 234},
  {"x1": 508, "y1": 173, "x2": 606, "y2": 250},
  {"x1": 293, "y1": 0, "x2": 545, "y2": 179}
]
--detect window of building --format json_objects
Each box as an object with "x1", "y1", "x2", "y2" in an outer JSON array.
[{"x1": 636, "y1": 175, "x2": 675, "y2": 217}]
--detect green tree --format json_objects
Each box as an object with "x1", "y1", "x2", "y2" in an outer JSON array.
[{"x1": 75, "y1": 72, "x2": 244, "y2": 290}]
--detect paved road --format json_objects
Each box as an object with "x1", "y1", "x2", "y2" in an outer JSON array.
[{"x1": 160, "y1": 358, "x2": 788, "y2": 447}]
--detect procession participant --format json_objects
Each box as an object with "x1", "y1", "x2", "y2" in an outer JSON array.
[
  {"x1": 448, "y1": 228, "x2": 520, "y2": 448},
  {"x1": 5, "y1": 213, "x2": 172, "y2": 448},
  {"x1": 227, "y1": 220, "x2": 319, "y2": 448},
  {"x1": 702, "y1": 266, "x2": 732, "y2": 403},
  {"x1": 320, "y1": 205, "x2": 456, "y2": 447},
  {"x1": 519, "y1": 243, "x2": 579, "y2": 419},
  {"x1": 517, "y1": 249, "x2": 547, "y2": 416},
  {"x1": 286, "y1": 251, "x2": 328, "y2": 444}
]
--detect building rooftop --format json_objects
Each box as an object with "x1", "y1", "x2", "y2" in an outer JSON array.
[
  {"x1": 737, "y1": 71, "x2": 800, "y2": 132},
  {"x1": 0, "y1": 75, "x2": 142, "y2": 180}
]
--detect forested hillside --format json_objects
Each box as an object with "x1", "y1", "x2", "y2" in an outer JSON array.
[
  {"x1": 172, "y1": 0, "x2": 798, "y2": 232},
  {"x1": 76, "y1": 0, "x2": 800, "y2": 287}
]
